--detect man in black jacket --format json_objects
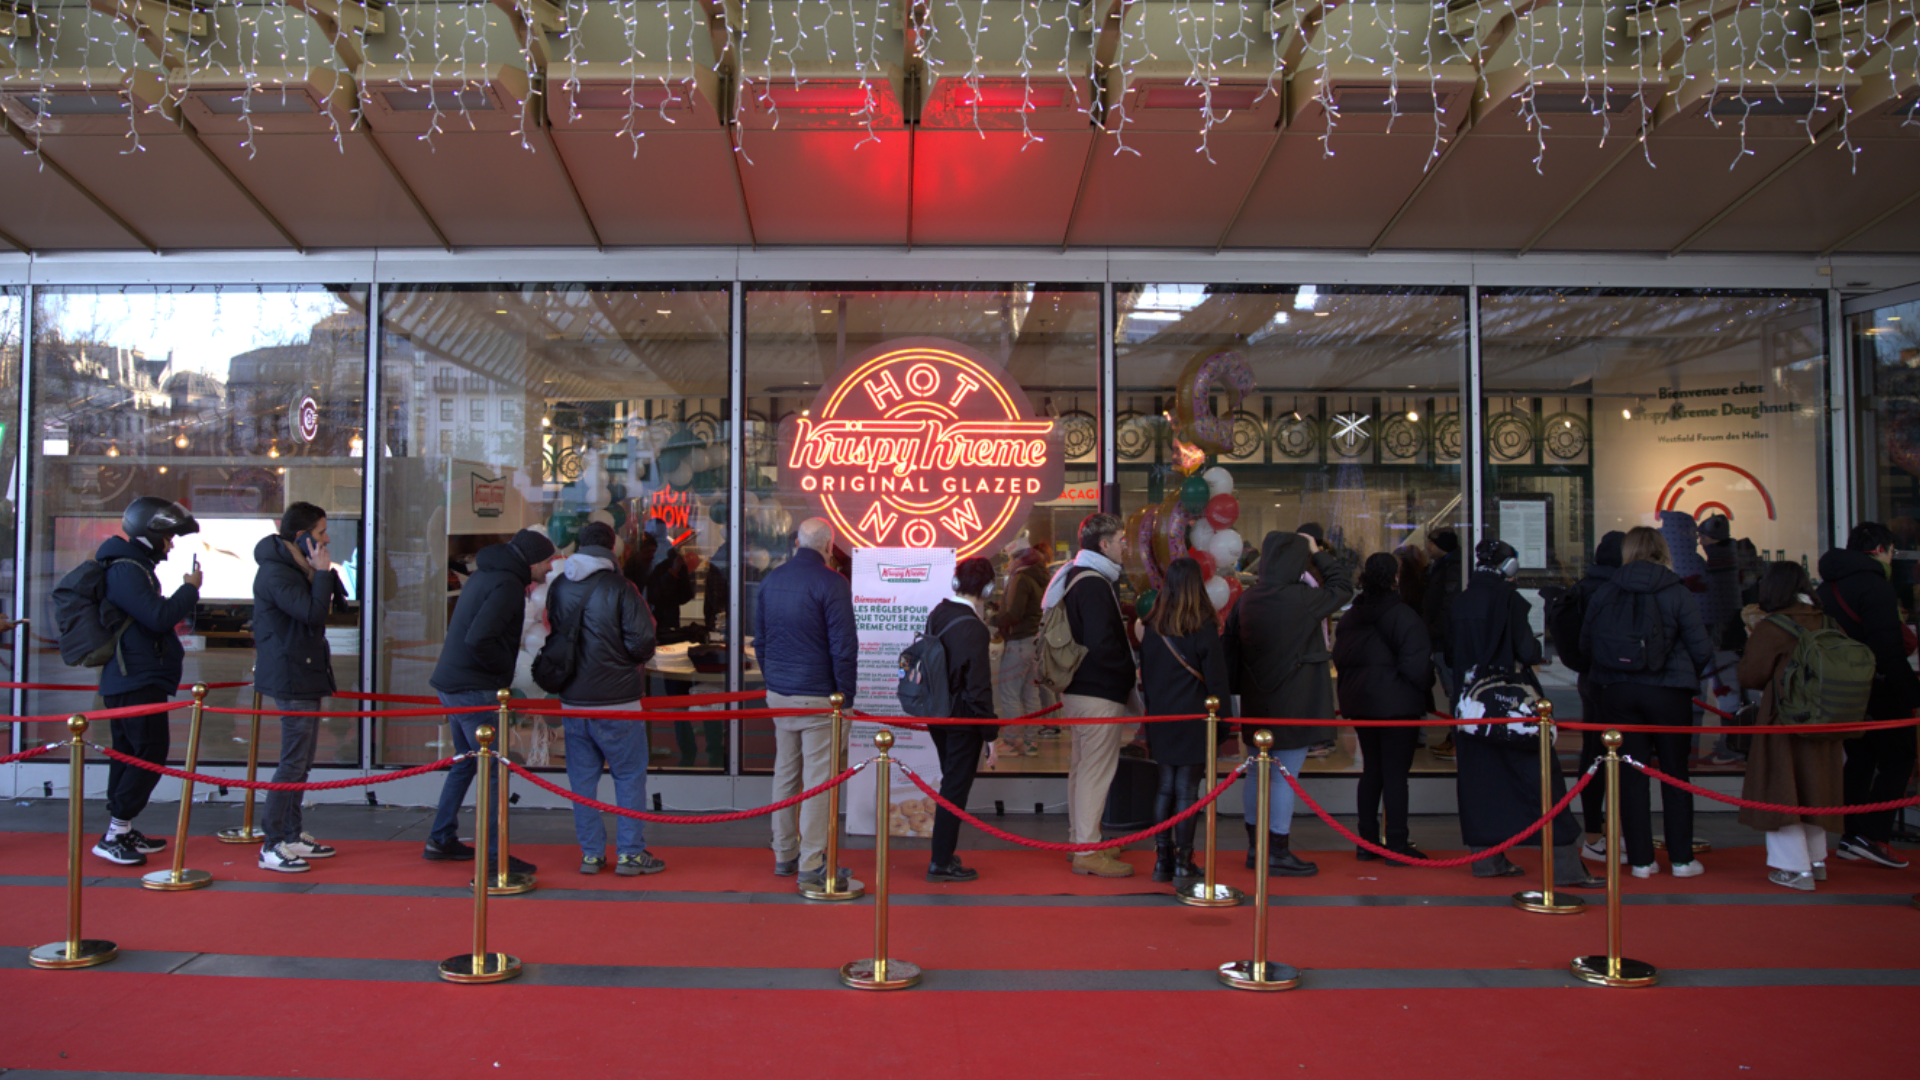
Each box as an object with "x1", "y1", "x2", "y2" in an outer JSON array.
[
  {"x1": 1818, "y1": 522, "x2": 1918, "y2": 869},
  {"x1": 252, "y1": 503, "x2": 348, "y2": 873},
  {"x1": 550, "y1": 522, "x2": 662, "y2": 876},
  {"x1": 1573, "y1": 530, "x2": 1624, "y2": 854},
  {"x1": 1423, "y1": 528, "x2": 1463, "y2": 760},
  {"x1": 1042, "y1": 513, "x2": 1137, "y2": 877},
  {"x1": 425, "y1": 528, "x2": 556, "y2": 868}
]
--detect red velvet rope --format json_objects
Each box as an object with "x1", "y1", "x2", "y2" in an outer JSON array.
[
  {"x1": 506, "y1": 758, "x2": 863, "y2": 824},
  {"x1": 91, "y1": 746, "x2": 468, "y2": 790},
  {"x1": 1560, "y1": 716, "x2": 1920, "y2": 736},
  {"x1": 900, "y1": 761, "x2": 1245, "y2": 853},
  {"x1": 0, "y1": 743, "x2": 59, "y2": 765},
  {"x1": 1626, "y1": 757, "x2": 1920, "y2": 816},
  {"x1": 1281, "y1": 761, "x2": 1598, "y2": 868},
  {"x1": 334, "y1": 689, "x2": 768, "y2": 709},
  {"x1": 1693, "y1": 697, "x2": 1738, "y2": 720},
  {"x1": 2, "y1": 700, "x2": 188, "y2": 725},
  {"x1": 859, "y1": 711, "x2": 1206, "y2": 727},
  {"x1": 203, "y1": 704, "x2": 499, "y2": 718}
]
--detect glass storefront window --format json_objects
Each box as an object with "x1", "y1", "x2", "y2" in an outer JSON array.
[
  {"x1": 741, "y1": 284, "x2": 1101, "y2": 773},
  {"x1": 1, "y1": 288, "x2": 19, "y2": 718},
  {"x1": 374, "y1": 284, "x2": 731, "y2": 770},
  {"x1": 1115, "y1": 284, "x2": 1468, "y2": 774},
  {"x1": 1853, "y1": 297, "x2": 1920, "y2": 606},
  {"x1": 1481, "y1": 289, "x2": 1829, "y2": 723},
  {"x1": 24, "y1": 286, "x2": 369, "y2": 761}
]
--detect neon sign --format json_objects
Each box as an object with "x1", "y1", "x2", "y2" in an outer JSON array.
[{"x1": 779, "y1": 337, "x2": 1064, "y2": 558}]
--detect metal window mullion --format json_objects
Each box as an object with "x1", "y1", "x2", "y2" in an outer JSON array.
[
  {"x1": 1465, "y1": 284, "x2": 1485, "y2": 568},
  {"x1": 727, "y1": 280, "x2": 745, "y2": 778},
  {"x1": 1828, "y1": 287, "x2": 1851, "y2": 545},
  {"x1": 1100, "y1": 279, "x2": 1116, "y2": 511},
  {"x1": 11, "y1": 282, "x2": 33, "y2": 755},
  {"x1": 360, "y1": 280, "x2": 382, "y2": 772}
]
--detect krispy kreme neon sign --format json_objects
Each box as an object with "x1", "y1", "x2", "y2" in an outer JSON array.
[{"x1": 779, "y1": 337, "x2": 1064, "y2": 558}]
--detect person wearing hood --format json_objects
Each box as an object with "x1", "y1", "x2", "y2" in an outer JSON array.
[
  {"x1": 1225, "y1": 529, "x2": 1353, "y2": 877},
  {"x1": 993, "y1": 542, "x2": 1052, "y2": 756},
  {"x1": 1042, "y1": 513, "x2": 1139, "y2": 878},
  {"x1": 426, "y1": 527, "x2": 557, "y2": 870},
  {"x1": 1580, "y1": 526, "x2": 1717, "y2": 878},
  {"x1": 1697, "y1": 514, "x2": 1747, "y2": 764},
  {"x1": 89, "y1": 496, "x2": 203, "y2": 867},
  {"x1": 1574, "y1": 530, "x2": 1625, "y2": 857},
  {"x1": 1333, "y1": 552, "x2": 1432, "y2": 864},
  {"x1": 547, "y1": 521, "x2": 663, "y2": 877},
  {"x1": 251, "y1": 502, "x2": 349, "y2": 873},
  {"x1": 1816, "y1": 522, "x2": 1919, "y2": 870},
  {"x1": 1452, "y1": 539, "x2": 1602, "y2": 888},
  {"x1": 1422, "y1": 528, "x2": 1464, "y2": 760}
]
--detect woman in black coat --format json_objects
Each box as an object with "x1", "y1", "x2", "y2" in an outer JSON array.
[
  {"x1": 1140, "y1": 557, "x2": 1235, "y2": 883},
  {"x1": 1333, "y1": 552, "x2": 1432, "y2": 863},
  {"x1": 923, "y1": 556, "x2": 999, "y2": 883}
]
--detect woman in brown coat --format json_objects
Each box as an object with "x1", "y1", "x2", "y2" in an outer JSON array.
[{"x1": 1736, "y1": 561, "x2": 1845, "y2": 892}]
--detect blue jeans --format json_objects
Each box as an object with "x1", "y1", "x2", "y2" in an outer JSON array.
[
  {"x1": 1241, "y1": 747, "x2": 1311, "y2": 836},
  {"x1": 563, "y1": 708, "x2": 650, "y2": 857},
  {"x1": 430, "y1": 689, "x2": 506, "y2": 855},
  {"x1": 262, "y1": 698, "x2": 321, "y2": 847}
]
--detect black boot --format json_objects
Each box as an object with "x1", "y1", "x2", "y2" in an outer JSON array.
[
  {"x1": 1268, "y1": 832, "x2": 1319, "y2": 877},
  {"x1": 1244, "y1": 821, "x2": 1259, "y2": 870},
  {"x1": 1173, "y1": 845, "x2": 1202, "y2": 878},
  {"x1": 1152, "y1": 834, "x2": 1176, "y2": 883}
]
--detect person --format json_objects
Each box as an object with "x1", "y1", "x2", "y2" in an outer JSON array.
[
  {"x1": 1573, "y1": 530, "x2": 1625, "y2": 862},
  {"x1": 548, "y1": 521, "x2": 664, "y2": 876},
  {"x1": 1140, "y1": 557, "x2": 1234, "y2": 882},
  {"x1": 1422, "y1": 528, "x2": 1463, "y2": 761},
  {"x1": 1697, "y1": 514, "x2": 1746, "y2": 764},
  {"x1": 89, "y1": 497, "x2": 203, "y2": 867},
  {"x1": 1392, "y1": 542, "x2": 1427, "y2": 615},
  {"x1": 753, "y1": 518, "x2": 859, "y2": 889},
  {"x1": 647, "y1": 542, "x2": 723, "y2": 769},
  {"x1": 1450, "y1": 539, "x2": 1604, "y2": 889},
  {"x1": 923, "y1": 557, "x2": 999, "y2": 882},
  {"x1": 993, "y1": 543, "x2": 1050, "y2": 757},
  {"x1": 1040, "y1": 513, "x2": 1139, "y2": 877},
  {"x1": 1817, "y1": 522, "x2": 1918, "y2": 869},
  {"x1": 1737, "y1": 561, "x2": 1846, "y2": 890},
  {"x1": 1334, "y1": 552, "x2": 1432, "y2": 864},
  {"x1": 425, "y1": 527, "x2": 556, "y2": 872},
  {"x1": 1226, "y1": 528, "x2": 1352, "y2": 877},
  {"x1": 252, "y1": 502, "x2": 348, "y2": 873},
  {"x1": 1581, "y1": 526, "x2": 1715, "y2": 879}
]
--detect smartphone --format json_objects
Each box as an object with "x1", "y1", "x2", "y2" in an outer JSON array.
[
  {"x1": 192, "y1": 555, "x2": 201, "y2": 573},
  {"x1": 298, "y1": 533, "x2": 316, "y2": 557}
]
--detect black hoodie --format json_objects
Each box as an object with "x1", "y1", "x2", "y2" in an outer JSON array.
[
  {"x1": 1817, "y1": 547, "x2": 1920, "y2": 717},
  {"x1": 1579, "y1": 560, "x2": 1716, "y2": 691},
  {"x1": 251, "y1": 533, "x2": 343, "y2": 700},
  {"x1": 432, "y1": 542, "x2": 536, "y2": 695},
  {"x1": 1224, "y1": 531, "x2": 1352, "y2": 749}
]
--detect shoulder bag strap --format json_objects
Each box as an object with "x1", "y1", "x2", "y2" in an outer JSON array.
[{"x1": 1156, "y1": 631, "x2": 1205, "y2": 685}]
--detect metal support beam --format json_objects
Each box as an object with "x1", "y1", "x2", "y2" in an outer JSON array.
[
  {"x1": 11, "y1": 281, "x2": 34, "y2": 747},
  {"x1": 1, "y1": 114, "x2": 161, "y2": 253},
  {"x1": 173, "y1": 117, "x2": 307, "y2": 253},
  {"x1": 359, "y1": 128, "x2": 454, "y2": 252},
  {"x1": 726, "y1": 278, "x2": 745, "y2": 776},
  {"x1": 1516, "y1": 134, "x2": 1645, "y2": 256},
  {"x1": 359, "y1": 278, "x2": 381, "y2": 769},
  {"x1": 536, "y1": 121, "x2": 605, "y2": 252},
  {"x1": 0, "y1": 223, "x2": 27, "y2": 254}
]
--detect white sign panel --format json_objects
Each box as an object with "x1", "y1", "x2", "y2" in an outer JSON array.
[{"x1": 845, "y1": 547, "x2": 954, "y2": 837}]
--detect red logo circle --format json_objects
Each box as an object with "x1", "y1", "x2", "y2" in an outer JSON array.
[{"x1": 296, "y1": 397, "x2": 320, "y2": 443}]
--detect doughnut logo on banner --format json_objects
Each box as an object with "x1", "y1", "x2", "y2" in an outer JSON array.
[
  {"x1": 779, "y1": 337, "x2": 1065, "y2": 558},
  {"x1": 1657, "y1": 462, "x2": 1777, "y2": 523}
]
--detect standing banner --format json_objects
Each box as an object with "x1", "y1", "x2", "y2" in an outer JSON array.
[{"x1": 846, "y1": 547, "x2": 954, "y2": 837}]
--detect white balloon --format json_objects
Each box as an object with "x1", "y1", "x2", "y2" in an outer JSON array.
[
  {"x1": 1189, "y1": 519, "x2": 1217, "y2": 555},
  {"x1": 1204, "y1": 575, "x2": 1231, "y2": 611},
  {"x1": 689, "y1": 448, "x2": 711, "y2": 472},
  {"x1": 669, "y1": 461, "x2": 694, "y2": 487},
  {"x1": 1209, "y1": 529, "x2": 1244, "y2": 572},
  {"x1": 1202, "y1": 466, "x2": 1234, "y2": 498},
  {"x1": 588, "y1": 509, "x2": 616, "y2": 529}
]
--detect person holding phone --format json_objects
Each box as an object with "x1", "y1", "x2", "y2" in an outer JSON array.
[{"x1": 251, "y1": 502, "x2": 348, "y2": 873}]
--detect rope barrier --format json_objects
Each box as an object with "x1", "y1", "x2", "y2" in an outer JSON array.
[
  {"x1": 2, "y1": 701, "x2": 188, "y2": 725},
  {"x1": 0, "y1": 743, "x2": 60, "y2": 766},
  {"x1": 334, "y1": 689, "x2": 769, "y2": 709},
  {"x1": 0, "y1": 681, "x2": 251, "y2": 692},
  {"x1": 1693, "y1": 698, "x2": 1738, "y2": 721},
  {"x1": 202, "y1": 704, "x2": 501, "y2": 718},
  {"x1": 90, "y1": 746, "x2": 469, "y2": 791},
  {"x1": 1624, "y1": 757, "x2": 1920, "y2": 816},
  {"x1": 1281, "y1": 760, "x2": 1600, "y2": 868},
  {"x1": 859, "y1": 711, "x2": 1207, "y2": 727},
  {"x1": 505, "y1": 759, "x2": 865, "y2": 824},
  {"x1": 1560, "y1": 716, "x2": 1920, "y2": 736},
  {"x1": 899, "y1": 760, "x2": 1246, "y2": 853}
]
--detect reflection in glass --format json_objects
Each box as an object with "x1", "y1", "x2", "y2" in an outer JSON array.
[{"x1": 1853, "y1": 298, "x2": 1920, "y2": 608}]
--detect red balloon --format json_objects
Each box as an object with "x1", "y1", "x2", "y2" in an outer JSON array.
[
  {"x1": 1191, "y1": 550, "x2": 1217, "y2": 581},
  {"x1": 1204, "y1": 493, "x2": 1240, "y2": 530}
]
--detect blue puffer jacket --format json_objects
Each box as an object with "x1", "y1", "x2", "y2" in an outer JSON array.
[
  {"x1": 251, "y1": 533, "x2": 341, "y2": 700},
  {"x1": 96, "y1": 535, "x2": 199, "y2": 697},
  {"x1": 752, "y1": 548, "x2": 858, "y2": 702}
]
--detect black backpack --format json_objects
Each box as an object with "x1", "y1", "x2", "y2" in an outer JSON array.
[
  {"x1": 1586, "y1": 587, "x2": 1671, "y2": 675},
  {"x1": 897, "y1": 611, "x2": 983, "y2": 718},
  {"x1": 49, "y1": 558, "x2": 139, "y2": 671},
  {"x1": 1542, "y1": 584, "x2": 1591, "y2": 674}
]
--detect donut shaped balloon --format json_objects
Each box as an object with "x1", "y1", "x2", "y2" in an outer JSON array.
[
  {"x1": 1133, "y1": 503, "x2": 1164, "y2": 591},
  {"x1": 1152, "y1": 490, "x2": 1194, "y2": 576},
  {"x1": 1173, "y1": 349, "x2": 1255, "y2": 455}
]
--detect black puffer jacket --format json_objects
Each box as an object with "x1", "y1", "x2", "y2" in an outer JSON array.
[
  {"x1": 1055, "y1": 562, "x2": 1136, "y2": 705},
  {"x1": 432, "y1": 542, "x2": 536, "y2": 695},
  {"x1": 1333, "y1": 592, "x2": 1432, "y2": 719},
  {"x1": 1817, "y1": 547, "x2": 1920, "y2": 718},
  {"x1": 1225, "y1": 531, "x2": 1352, "y2": 749},
  {"x1": 251, "y1": 534, "x2": 342, "y2": 700},
  {"x1": 1450, "y1": 570, "x2": 1543, "y2": 693},
  {"x1": 1579, "y1": 560, "x2": 1715, "y2": 691},
  {"x1": 1423, "y1": 550, "x2": 1462, "y2": 651},
  {"x1": 926, "y1": 599, "x2": 996, "y2": 738},
  {"x1": 545, "y1": 547, "x2": 657, "y2": 707}
]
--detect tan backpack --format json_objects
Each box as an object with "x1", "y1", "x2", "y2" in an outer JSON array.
[{"x1": 1037, "y1": 568, "x2": 1120, "y2": 693}]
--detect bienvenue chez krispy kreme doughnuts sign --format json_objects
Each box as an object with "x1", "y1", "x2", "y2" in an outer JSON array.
[{"x1": 779, "y1": 338, "x2": 1065, "y2": 558}]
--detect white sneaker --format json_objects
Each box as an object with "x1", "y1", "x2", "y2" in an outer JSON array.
[
  {"x1": 1581, "y1": 840, "x2": 1627, "y2": 864},
  {"x1": 1670, "y1": 860, "x2": 1706, "y2": 878},
  {"x1": 285, "y1": 834, "x2": 336, "y2": 860},
  {"x1": 1812, "y1": 861, "x2": 1827, "y2": 881},
  {"x1": 258, "y1": 843, "x2": 311, "y2": 874},
  {"x1": 1630, "y1": 863, "x2": 1660, "y2": 879}
]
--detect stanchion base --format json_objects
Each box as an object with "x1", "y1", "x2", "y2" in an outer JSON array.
[
  {"x1": 1176, "y1": 882, "x2": 1245, "y2": 907},
  {"x1": 840, "y1": 958, "x2": 921, "y2": 990},
  {"x1": 470, "y1": 872, "x2": 537, "y2": 896},
  {"x1": 1651, "y1": 838, "x2": 1712, "y2": 854},
  {"x1": 28, "y1": 940, "x2": 117, "y2": 970},
  {"x1": 1512, "y1": 890, "x2": 1586, "y2": 914},
  {"x1": 1569, "y1": 955, "x2": 1659, "y2": 988},
  {"x1": 799, "y1": 879, "x2": 866, "y2": 902},
  {"x1": 140, "y1": 868, "x2": 213, "y2": 891},
  {"x1": 438, "y1": 953, "x2": 521, "y2": 984},
  {"x1": 215, "y1": 827, "x2": 264, "y2": 845},
  {"x1": 1218, "y1": 960, "x2": 1301, "y2": 990}
]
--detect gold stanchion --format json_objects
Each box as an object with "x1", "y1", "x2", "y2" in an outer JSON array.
[
  {"x1": 1513, "y1": 700, "x2": 1582, "y2": 915},
  {"x1": 440, "y1": 726, "x2": 520, "y2": 983},
  {"x1": 1571, "y1": 731, "x2": 1658, "y2": 987},
  {"x1": 841, "y1": 730, "x2": 919, "y2": 990},
  {"x1": 30, "y1": 716, "x2": 118, "y2": 970},
  {"x1": 1219, "y1": 730, "x2": 1300, "y2": 990},
  {"x1": 1178, "y1": 696, "x2": 1242, "y2": 908},
  {"x1": 473, "y1": 689, "x2": 535, "y2": 896},
  {"x1": 217, "y1": 690, "x2": 266, "y2": 845},
  {"x1": 801, "y1": 692, "x2": 865, "y2": 902},
  {"x1": 142, "y1": 684, "x2": 213, "y2": 891}
]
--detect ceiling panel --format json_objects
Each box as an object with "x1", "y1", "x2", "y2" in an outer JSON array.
[
  {"x1": 553, "y1": 130, "x2": 751, "y2": 246},
  {"x1": 910, "y1": 129, "x2": 1094, "y2": 246},
  {"x1": 1689, "y1": 136, "x2": 1920, "y2": 253},
  {"x1": 1223, "y1": 133, "x2": 1434, "y2": 249},
  {"x1": 1067, "y1": 130, "x2": 1275, "y2": 247},
  {"x1": 0, "y1": 148, "x2": 140, "y2": 250},
  {"x1": 28, "y1": 132, "x2": 291, "y2": 249},
  {"x1": 733, "y1": 129, "x2": 911, "y2": 245},
  {"x1": 1385, "y1": 129, "x2": 1630, "y2": 251},
  {"x1": 371, "y1": 132, "x2": 598, "y2": 247},
  {"x1": 194, "y1": 132, "x2": 443, "y2": 249},
  {"x1": 1833, "y1": 193, "x2": 1920, "y2": 254}
]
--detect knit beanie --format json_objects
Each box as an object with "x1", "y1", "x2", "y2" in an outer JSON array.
[{"x1": 509, "y1": 528, "x2": 557, "y2": 565}]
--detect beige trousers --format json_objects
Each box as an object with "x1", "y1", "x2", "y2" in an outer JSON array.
[
  {"x1": 767, "y1": 692, "x2": 837, "y2": 872},
  {"x1": 1063, "y1": 693, "x2": 1132, "y2": 844}
]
